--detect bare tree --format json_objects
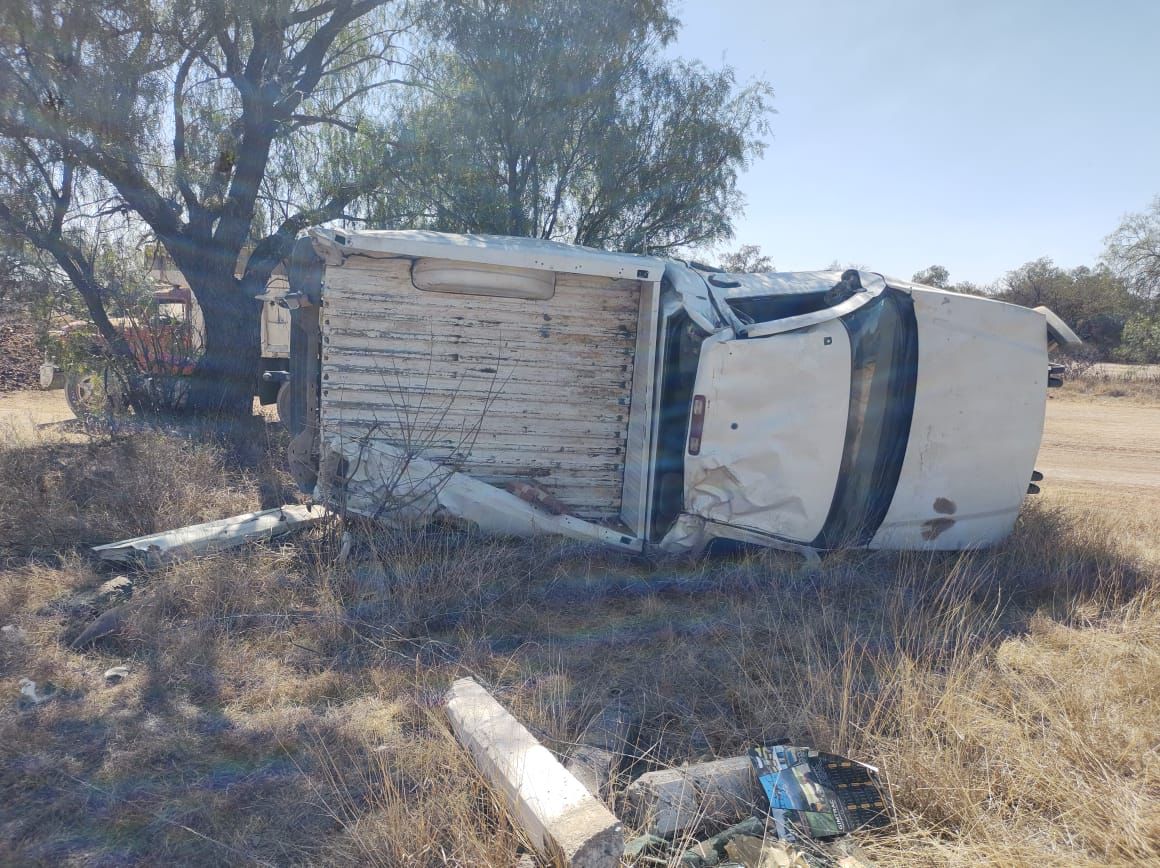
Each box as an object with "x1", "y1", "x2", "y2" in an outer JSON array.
[{"x1": 1105, "y1": 196, "x2": 1160, "y2": 300}]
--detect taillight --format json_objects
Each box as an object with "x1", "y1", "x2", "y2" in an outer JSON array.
[{"x1": 687, "y1": 394, "x2": 706, "y2": 455}]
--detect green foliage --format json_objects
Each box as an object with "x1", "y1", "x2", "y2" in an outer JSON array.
[
  {"x1": 909, "y1": 265, "x2": 984, "y2": 296},
  {"x1": 912, "y1": 264, "x2": 950, "y2": 288},
  {"x1": 995, "y1": 258, "x2": 1140, "y2": 355},
  {"x1": 1116, "y1": 311, "x2": 1160, "y2": 364},
  {"x1": 719, "y1": 244, "x2": 774, "y2": 273},
  {"x1": 367, "y1": 0, "x2": 772, "y2": 253}
]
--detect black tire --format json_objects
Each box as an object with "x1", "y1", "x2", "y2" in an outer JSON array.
[{"x1": 276, "y1": 380, "x2": 291, "y2": 425}]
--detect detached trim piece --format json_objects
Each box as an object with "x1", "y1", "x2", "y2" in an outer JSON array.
[
  {"x1": 445, "y1": 677, "x2": 623, "y2": 868},
  {"x1": 92, "y1": 505, "x2": 331, "y2": 564},
  {"x1": 317, "y1": 436, "x2": 643, "y2": 552}
]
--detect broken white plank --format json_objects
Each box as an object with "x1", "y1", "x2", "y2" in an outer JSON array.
[
  {"x1": 91, "y1": 504, "x2": 331, "y2": 564},
  {"x1": 445, "y1": 677, "x2": 623, "y2": 868}
]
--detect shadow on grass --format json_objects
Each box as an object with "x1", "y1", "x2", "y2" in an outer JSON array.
[{"x1": 1, "y1": 425, "x2": 1154, "y2": 865}]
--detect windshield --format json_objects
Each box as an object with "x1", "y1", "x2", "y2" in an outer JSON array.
[{"x1": 811, "y1": 289, "x2": 918, "y2": 548}]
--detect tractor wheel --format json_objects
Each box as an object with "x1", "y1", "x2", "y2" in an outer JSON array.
[{"x1": 65, "y1": 368, "x2": 128, "y2": 428}]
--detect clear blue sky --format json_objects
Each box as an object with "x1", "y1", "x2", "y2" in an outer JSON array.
[{"x1": 673, "y1": 0, "x2": 1160, "y2": 285}]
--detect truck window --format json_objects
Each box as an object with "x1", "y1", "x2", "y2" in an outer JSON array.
[
  {"x1": 726, "y1": 290, "x2": 833, "y2": 325},
  {"x1": 812, "y1": 290, "x2": 918, "y2": 548}
]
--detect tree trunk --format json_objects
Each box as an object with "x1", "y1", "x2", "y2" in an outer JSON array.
[{"x1": 185, "y1": 268, "x2": 261, "y2": 417}]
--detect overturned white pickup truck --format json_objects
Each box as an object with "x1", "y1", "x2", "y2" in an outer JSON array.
[{"x1": 279, "y1": 229, "x2": 1076, "y2": 556}]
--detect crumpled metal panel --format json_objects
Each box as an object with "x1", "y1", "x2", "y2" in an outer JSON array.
[
  {"x1": 656, "y1": 513, "x2": 821, "y2": 560},
  {"x1": 716, "y1": 270, "x2": 854, "y2": 301},
  {"x1": 673, "y1": 267, "x2": 887, "y2": 333},
  {"x1": 682, "y1": 320, "x2": 851, "y2": 543},
  {"x1": 316, "y1": 434, "x2": 641, "y2": 551}
]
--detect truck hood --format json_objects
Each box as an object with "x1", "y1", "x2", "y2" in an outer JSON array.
[
  {"x1": 870, "y1": 287, "x2": 1048, "y2": 549},
  {"x1": 682, "y1": 319, "x2": 852, "y2": 544}
]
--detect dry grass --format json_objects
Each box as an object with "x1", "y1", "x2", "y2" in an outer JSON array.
[
  {"x1": 1, "y1": 416, "x2": 1157, "y2": 866},
  {"x1": 1059, "y1": 366, "x2": 1160, "y2": 403}
]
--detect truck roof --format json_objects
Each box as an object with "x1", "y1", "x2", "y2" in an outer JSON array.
[{"x1": 308, "y1": 228, "x2": 667, "y2": 283}]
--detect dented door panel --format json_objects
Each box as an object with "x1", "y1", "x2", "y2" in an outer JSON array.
[{"x1": 683, "y1": 320, "x2": 852, "y2": 543}]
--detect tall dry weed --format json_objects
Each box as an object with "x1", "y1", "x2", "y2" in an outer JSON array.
[{"x1": 0, "y1": 432, "x2": 259, "y2": 556}]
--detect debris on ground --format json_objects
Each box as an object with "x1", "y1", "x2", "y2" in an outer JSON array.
[
  {"x1": 623, "y1": 832, "x2": 669, "y2": 860},
  {"x1": 18, "y1": 678, "x2": 56, "y2": 708},
  {"x1": 442, "y1": 677, "x2": 889, "y2": 868},
  {"x1": 626, "y1": 755, "x2": 757, "y2": 838},
  {"x1": 62, "y1": 576, "x2": 135, "y2": 617},
  {"x1": 71, "y1": 604, "x2": 131, "y2": 649},
  {"x1": 96, "y1": 575, "x2": 133, "y2": 600},
  {"x1": 2, "y1": 624, "x2": 28, "y2": 642},
  {"x1": 725, "y1": 834, "x2": 810, "y2": 867},
  {"x1": 564, "y1": 691, "x2": 640, "y2": 799},
  {"x1": 720, "y1": 834, "x2": 875, "y2": 868},
  {"x1": 749, "y1": 745, "x2": 889, "y2": 843},
  {"x1": 91, "y1": 503, "x2": 331, "y2": 564},
  {"x1": 626, "y1": 744, "x2": 890, "y2": 867},
  {"x1": 445, "y1": 676, "x2": 623, "y2": 868},
  {"x1": 104, "y1": 665, "x2": 130, "y2": 685},
  {"x1": 680, "y1": 816, "x2": 765, "y2": 865}
]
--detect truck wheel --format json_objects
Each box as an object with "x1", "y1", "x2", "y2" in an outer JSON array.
[{"x1": 276, "y1": 380, "x2": 291, "y2": 425}]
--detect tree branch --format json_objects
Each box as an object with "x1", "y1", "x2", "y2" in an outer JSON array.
[
  {"x1": 172, "y1": 47, "x2": 202, "y2": 217},
  {"x1": 289, "y1": 113, "x2": 358, "y2": 132},
  {"x1": 0, "y1": 196, "x2": 132, "y2": 365}
]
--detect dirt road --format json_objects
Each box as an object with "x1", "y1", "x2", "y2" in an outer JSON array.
[
  {"x1": 1038, "y1": 395, "x2": 1160, "y2": 492},
  {"x1": 0, "y1": 388, "x2": 77, "y2": 440},
  {"x1": 0, "y1": 389, "x2": 277, "y2": 439},
  {"x1": 1035, "y1": 393, "x2": 1160, "y2": 563}
]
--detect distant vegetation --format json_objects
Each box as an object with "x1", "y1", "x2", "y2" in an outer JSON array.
[{"x1": 911, "y1": 197, "x2": 1160, "y2": 363}]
